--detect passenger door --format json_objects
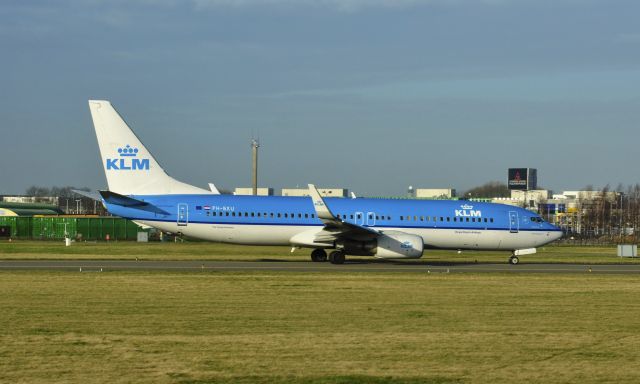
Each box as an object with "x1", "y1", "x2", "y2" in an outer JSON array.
[
  {"x1": 508, "y1": 211, "x2": 519, "y2": 233},
  {"x1": 177, "y1": 203, "x2": 188, "y2": 226}
]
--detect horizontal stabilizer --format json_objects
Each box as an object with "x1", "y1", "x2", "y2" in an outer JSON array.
[{"x1": 99, "y1": 191, "x2": 169, "y2": 215}]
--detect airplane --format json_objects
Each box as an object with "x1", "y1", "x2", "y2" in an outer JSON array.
[{"x1": 88, "y1": 100, "x2": 563, "y2": 265}]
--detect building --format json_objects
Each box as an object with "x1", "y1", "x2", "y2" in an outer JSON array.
[
  {"x1": 281, "y1": 188, "x2": 348, "y2": 197},
  {"x1": 509, "y1": 190, "x2": 551, "y2": 208},
  {"x1": 556, "y1": 190, "x2": 619, "y2": 202},
  {"x1": 415, "y1": 189, "x2": 456, "y2": 199},
  {"x1": 234, "y1": 187, "x2": 274, "y2": 196},
  {"x1": 0, "y1": 202, "x2": 64, "y2": 217},
  {"x1": 1, "y1": 195, "x2": 59, "y2": 205},
  {"x1": 2, "y1": 195, "x2": 106, "y2": 215}
]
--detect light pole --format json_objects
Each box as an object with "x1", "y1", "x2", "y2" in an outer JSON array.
[{"x1": 620, "y1": 192, "x2": 624, "y2": 242}]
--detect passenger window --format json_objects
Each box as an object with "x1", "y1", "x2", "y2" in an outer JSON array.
[
  {"x1": 284, "y1": 213, "x2": 288, "y2": 218},
  {"x1": 298, "y1": 213, "x2": 302, "y2": 218},
  {"x1": 453, "y1": 217, "x2": 457, "y2": 222},
  {"x1": 490, "y1": 218, "x2": 494, "y2": 223},
  {"x1": 400, "y1": 216, "x2": 404, "y2": 221},
  {"x1": 278, "y1": 213, "x2": 281, "y2": 218},
  {"x1": 311, "y1": 214, "x2": 315, "y2": 218},
  {"x1": 350, "y1": 214, "x2": 354, "y2": 219},
  {"x1": 305, "y1": 213, "x2": 309, "y2": 218},
  {"x1": 251, "y1": 212, "x2": 255, "y2": 217},
  {"x1": 446, "y1": 217, "x2": 450, "y2": 222},
  {"x1": 440, "y1": 217, "x2": 444, "y2": 221},
  {"x1": 466, "y1": 218, "x2": 469, "y2": 222},
  {"x1": 420, "y1": 216, "x2": 424, "y2": 221}
]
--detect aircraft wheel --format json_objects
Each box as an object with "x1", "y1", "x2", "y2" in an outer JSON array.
[
  {"x1": 509, "y1": 256, "x2": 519, "y2": 265},
  {"x1": 329, "y1": 251, "x2": 346, "y2": 265},
  {"x1": 311, "y1": 249, "x2": 327, "y2": 262}
]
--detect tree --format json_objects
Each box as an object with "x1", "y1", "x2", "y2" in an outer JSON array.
[
  {"x1": 463, "y1": 182, "x2": 510, "y2": 198},
  {"x1": 25, "y1": 186, "x2": 90, "y2": 197}
]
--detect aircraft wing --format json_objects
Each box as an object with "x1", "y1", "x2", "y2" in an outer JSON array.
[{"x1": 308, "y1": 184, "x2": 379, "y2": 243}]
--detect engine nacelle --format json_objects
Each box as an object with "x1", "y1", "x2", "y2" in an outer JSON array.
[
  {"x1": 375, "y1": 232, "x2": 424, "y2": 259},
  {"x1": 339, "y1": 231, "x2": 424, "y2": 259}
]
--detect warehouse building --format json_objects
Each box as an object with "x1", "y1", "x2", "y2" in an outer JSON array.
[
  {"x1": 234, "y1": 187, "x2": 274, "y2": 196},
  {"x1": 415, "y1": 189, "x2": 456, "y2": 199},
  {"x1": 281, "y1": 188, "x2": 348, "y2": 197}
]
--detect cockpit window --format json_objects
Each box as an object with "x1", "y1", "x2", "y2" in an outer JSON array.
[{"x1": 530, "y1": 216, "x2": 543, "y2": 223}]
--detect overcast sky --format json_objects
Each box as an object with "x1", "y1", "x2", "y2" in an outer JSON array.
[{"x1": 2, "y1": 0, "x2": 639, "y2": 196}]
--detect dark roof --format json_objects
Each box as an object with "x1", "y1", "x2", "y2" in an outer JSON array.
[{"x1": 0, "y1": 202, "x2": 63, "y2": 215}]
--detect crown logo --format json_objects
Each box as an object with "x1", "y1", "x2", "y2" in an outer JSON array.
[
  {"x1": 117, "y1": 144, "x2": 139, "y2": 157},
  {"x1": 461, "y1": 204, "x2": 473, "y2": 210}
]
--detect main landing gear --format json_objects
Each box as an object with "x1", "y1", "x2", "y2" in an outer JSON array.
[
  {"x1": 509, "y1": 255, "x2": 520, "y2": 265},
  {"x1": 310, "y1": 249, "x2": 327, "y2": 262},
  {"x1": 310, "y1": 249, "x2": 346, "y2": 264},
  {"x1": 328, "y1": 250, "x2": 346, "y2": 265}
]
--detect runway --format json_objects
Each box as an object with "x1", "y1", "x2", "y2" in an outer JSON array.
[{"x1": 1, "y1": 260, "x2": 640, "y2": 274}]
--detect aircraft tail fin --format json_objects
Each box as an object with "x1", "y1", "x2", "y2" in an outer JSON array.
[{"x1": 88, "y1": 100, "x2": 209, "y2": 195}]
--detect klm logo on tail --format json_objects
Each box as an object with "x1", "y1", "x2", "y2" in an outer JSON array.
[{"x1": 106, "y1": 145, "x2": 150, "y2": 171}]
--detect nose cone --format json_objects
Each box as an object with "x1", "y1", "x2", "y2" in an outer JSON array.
[{"x1": 547, "y1": 223, "x2": 563, "y2": 242}]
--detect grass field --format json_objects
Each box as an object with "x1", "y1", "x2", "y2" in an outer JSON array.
[
  {"x1": 1, "y1": 240, "x2": 639, "y2": 264},
  {"x1": 1, "y1": 271, "x2": 640, "y2": 383}
]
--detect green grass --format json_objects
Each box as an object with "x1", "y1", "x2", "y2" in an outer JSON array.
[
  {"x1": 1, "y1": 240, "x2": 639, "y2": 264},
  {"x1": 1, "y1": 271, "x2": 640, "y2": 383}
]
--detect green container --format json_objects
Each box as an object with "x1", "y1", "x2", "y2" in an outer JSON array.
[
  {"x1": 0, "y1": 216, "x2": 147, "y2": 240},
  {"x1": 0, "y1": 217, "x2": 18, "y2": 238}
]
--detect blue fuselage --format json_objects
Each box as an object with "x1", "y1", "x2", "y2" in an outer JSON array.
[{"x1": 104, "y1": 194, "x2": 562, "y2": 250}]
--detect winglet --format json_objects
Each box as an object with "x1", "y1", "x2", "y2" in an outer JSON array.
[
  {"x1": 208, "y1": 183, "x2": 221, "y2": 194},
  {"x1": 308, "y1": 184, "x2": 335, "y2": 221}
]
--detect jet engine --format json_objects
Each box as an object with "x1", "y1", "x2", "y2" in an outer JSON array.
[{"x1": 339, "y1": 231, "x2": 424, "y2": 259}]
